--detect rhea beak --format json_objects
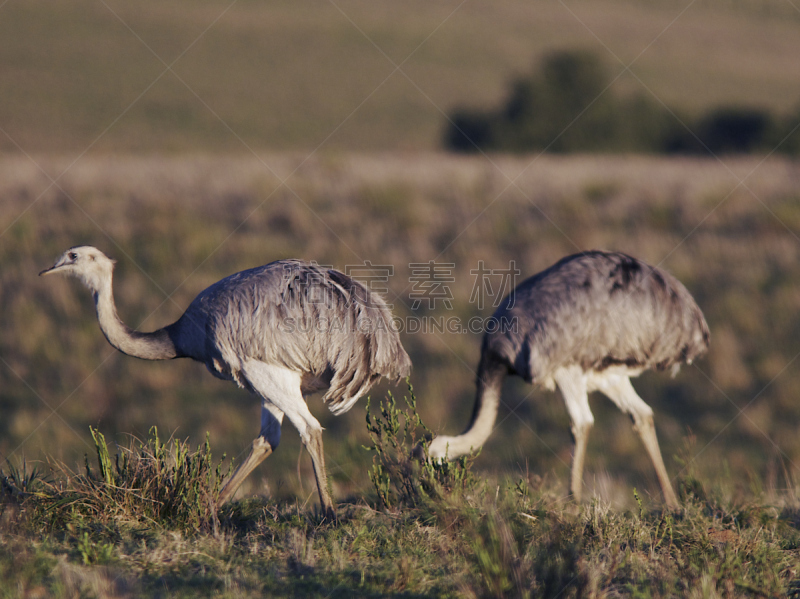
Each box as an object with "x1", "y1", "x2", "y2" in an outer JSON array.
[{"x1": 39, "y1": 260, "x2": 68, "y2": 277}]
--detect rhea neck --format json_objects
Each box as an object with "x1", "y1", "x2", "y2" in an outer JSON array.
[
  {"x1": 90, "y1": 268, "x2": 179, "y2": 361},
  {"x1": 427, "y1": 357, "x2": 507, "y2": 460}
]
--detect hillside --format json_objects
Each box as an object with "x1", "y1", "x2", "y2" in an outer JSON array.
[{"x1": 1, "y1": 0, "x2": 800, "y2": 153}]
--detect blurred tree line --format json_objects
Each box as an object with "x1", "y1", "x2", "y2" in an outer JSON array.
[{"x1": 445, "y1": 50, "x2": 800, "y2": 156}]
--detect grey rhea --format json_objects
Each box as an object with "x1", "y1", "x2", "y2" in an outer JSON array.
[
  {"x1": 41, "y1": 246, "x2": 411, "y2": 518},
  {"x1": 427, "y1": 251, "x2": 709, "y2": 508}
]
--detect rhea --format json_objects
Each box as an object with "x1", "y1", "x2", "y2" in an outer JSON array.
[
  {"x1": 428, "y1": 251, "x2": 708, "y2": 508},
  {"x1": 41, "y1": 246, "x2": 411, "y2": 518}
]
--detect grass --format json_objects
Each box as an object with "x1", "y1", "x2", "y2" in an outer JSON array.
[
  {"x1": 2, "y1": 393, "x2": 800, "y2": 597},
  {"x1": 2, "y1": 428, "x2": 229, "y2": 536},
  {"x1": 1, "y1": 0, "x2": 800, "y2": 153}
]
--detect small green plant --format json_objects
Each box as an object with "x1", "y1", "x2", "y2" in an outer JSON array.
[
  {"x1": 79, "y1": 427, "x2": 231, "y2": 531},
  {"x1": 364, "y1": 384, "x2": 478, "y2": 509},
  {"x1": 13, "y1": 427, "x2": 233, "y2": 533},
  {"x1": 76, "y1": 531, "x2": 114, "y2": 565},
  {"x1": 470, "y1": 511, "x2": 529, "y2": 598},
  {"x1": 1, "y1": 458, "x2": 46, "y2": 499},
  {"x1": 633, "y1": 487, "x2": 644, "y2": 520},
  {"x1": 674, "y1": 433, "x2": 708, "y2": 502}
]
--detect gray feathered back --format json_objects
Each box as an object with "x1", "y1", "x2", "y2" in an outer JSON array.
[
  {"x1": 173, "y1": 260, "x2": 411, "y2": 415},
  {"x1": 486, "y1": 251, "x2": 709, "y2": 384}
]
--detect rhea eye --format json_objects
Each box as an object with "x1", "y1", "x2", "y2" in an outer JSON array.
[{"x1": 68, "y1": 252, "x2": 77, "y2": 261}]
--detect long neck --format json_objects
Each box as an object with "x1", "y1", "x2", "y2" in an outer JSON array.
[
  {"x1": 430, "y1": 353, "x2": 507, "y2": 459},
  {"x1": 92, "y1": 274, "x2": 178, "y2": 360}
]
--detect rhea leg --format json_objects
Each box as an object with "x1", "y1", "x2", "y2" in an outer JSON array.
[
  {"x1": 554, "y1": 367, "x2": 595, "y2": 503},
  {"x1": 242, "y1": 361, "x2": 336, "y2": 519},
  {"x1": 598, "y1": 375, "x2": 679, "y2": 509},
  {"x1": 219, "y1": 402, "x2": 284, "y2": 505},
  {"x1": 302, "y1": 426, "x2": 334, "y2": 518}
]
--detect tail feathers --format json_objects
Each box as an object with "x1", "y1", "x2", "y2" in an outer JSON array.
[{"x1": 321, "y1": 272, "x2": 411, "y2": 415}]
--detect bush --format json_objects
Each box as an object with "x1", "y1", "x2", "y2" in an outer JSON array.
[
  {"x1": 1, "y1": 428, "x2": 231, "y2": 533},
  {"x1": 444, "y1": 49, "x2": 798, "y2": 156},
  {"x1": 498, "y1": 50, "x2": 619, "y2": 153},
  {"x1": 776, "y1": 103, "x2": 800, "y2": 155},
  {"x1": 687, "y1": 107, "x2": 775, "y2": 154},
  {"x1": 445, "y1": 109, "x2": 497, "y2": 153},
  {"x1": 364, "y1": 386, "x2": 478, "y2": 510},
  {"x1": 444, "y1": 50, "x2": 671, "y2": 154}
]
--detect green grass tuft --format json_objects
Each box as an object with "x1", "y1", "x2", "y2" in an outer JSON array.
[{"x1": 2, "y1": 427, "x2": 231, "y2": 534}]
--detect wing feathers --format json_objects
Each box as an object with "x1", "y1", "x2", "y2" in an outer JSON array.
[{"x1": 188, "y1": 260, "x2": 410, "y2": 414}]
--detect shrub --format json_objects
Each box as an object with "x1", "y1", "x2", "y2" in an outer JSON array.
[
  {"x1": 443, "y1": 48, "x2": 798, "y2": 156},
  {"x1": 443, "y1": 50, "x2": 669, "y2": 154},
  {"x1": 364, "y1": 386, "x2": 478, "y2": 510},
  {"x1": 697, "y1": 107, "x2": 775, "y2": 154},
  {"x1": 776, "y1": 103, "x2": 800, "y2": 155},
  {"x1": 1, "y1": 428, "x2": 231, "y2": 533}
]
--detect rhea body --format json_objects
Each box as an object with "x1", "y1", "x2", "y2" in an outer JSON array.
[
  {"x1": 428, "y1": 251, "x2": 709, "y2": 508},
  {"x1": 41, "y1": 246, "x2": 411, "y2": 517}
]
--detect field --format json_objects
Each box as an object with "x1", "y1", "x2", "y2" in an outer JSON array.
[
  {"x1": 2, "y1": 152, "x2": 800, "y2": 595},
  {"x1": 3, "y1": 0, "x2": 800, "y2": 594},
  {"x1": 2, "y1": 0, "x2": 800, "y2": 153}
]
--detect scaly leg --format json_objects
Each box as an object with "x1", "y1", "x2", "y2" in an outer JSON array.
[
  {"x1": 554, "y1": 366, "x2": 595, "y2": 503},
  {"x1": 302, "y1": 425, "x2": 336, "y2": 520},
  {"x1": 599, "y1": 375, "x2": 679, "y2": 509},
  {"x1": 242, "y1": 360, "x2": 336, "y2": 520},
  {"x1": 218, "y1": 402, "x2": 284, "y2": 505}
]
